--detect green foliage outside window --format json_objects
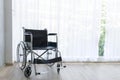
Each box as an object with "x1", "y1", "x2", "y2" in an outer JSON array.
[
  {"x1": 98, "y1": 0, "x2": 106, "y2": 56},
  {"x1": 99, "y1": 26, "x2": 106, "y2": 56}
]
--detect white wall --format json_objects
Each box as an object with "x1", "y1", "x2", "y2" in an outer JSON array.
[
  {"x1": 0, "y1": 0, "x2": 5, "y2": 66},
  {"x1": 4, "y1": 0, "x2": 13, "y2": 64}
]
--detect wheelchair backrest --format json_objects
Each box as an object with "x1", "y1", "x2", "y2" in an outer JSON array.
[{"x1": 24, "y1": 29, "x2": 48, "y2": 49}]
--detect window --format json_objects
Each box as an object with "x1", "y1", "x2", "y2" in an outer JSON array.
[{"x1": 12, "y1": 0, "x2": 101, "y2": 61}]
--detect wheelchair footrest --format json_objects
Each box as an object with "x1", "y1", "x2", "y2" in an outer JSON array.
[{"x1": 33, "y1": 57, "x2": 62, "y2": 64}]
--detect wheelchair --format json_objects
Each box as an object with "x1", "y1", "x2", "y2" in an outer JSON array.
[{"x1": 17, "y1": 27, "x2": 65, "y2": 78}]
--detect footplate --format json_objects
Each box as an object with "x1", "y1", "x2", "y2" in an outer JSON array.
[{"x1": 33, "y1": 57, "x2": 62, "y2": 64}]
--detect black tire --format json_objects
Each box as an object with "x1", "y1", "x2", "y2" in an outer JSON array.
[
  {"x1": 57, "y1": 68, "x2": 60, "y2": 74},
  {"x1": 17, "y1": 42, "x2": 27, "y2": 70},
  {"x1": 57, "y1": 64, "x2": 60, "y2": 74},
  {"x1": 24, "y1": 66, "x2": 32, "y2": 78}
]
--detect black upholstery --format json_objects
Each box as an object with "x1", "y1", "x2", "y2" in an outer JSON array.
[{"x1": 24, "y1": 29, "x2": 48, "y2": 50}]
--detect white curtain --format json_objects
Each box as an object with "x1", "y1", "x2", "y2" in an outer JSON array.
[
  {"x1": 58, "y1": 0, "x2": 101, "y2": 61},
  {"x1": 104, "y1": 0, "x2": 120, "y2": 60},
  {"x1": 12, "y1": 0, "x2": 101, "y2": 62}
]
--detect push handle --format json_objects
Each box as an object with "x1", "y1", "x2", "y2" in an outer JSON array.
[{"x1": 48, "y1": 33, "x2": 57, "y2": 36}]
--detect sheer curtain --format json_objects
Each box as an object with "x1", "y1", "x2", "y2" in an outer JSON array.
[
  {"x1": 58, "y1": 0, "x2": 101, "y2": 61},
  {"x1": 12, "y1": 0, "x2": 101, "y2": 62},
  {"x1": 104, "y1": 0, "x2": 120, "y2": 60},
  {"x1": 12, "y1": 0, "x2": 59, "y2": 61}
]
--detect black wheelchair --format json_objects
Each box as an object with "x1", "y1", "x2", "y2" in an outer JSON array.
[{"x1": 17, "y1": 27, "x2": 65, "y2": 78}]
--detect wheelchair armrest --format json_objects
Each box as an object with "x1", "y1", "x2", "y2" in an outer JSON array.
[
  {"x1": 48, "y1": 42, "x2": 57, "y2": 48},
  {"x1": 48, "y1": 33, "x2": 57, "y2": 36}
]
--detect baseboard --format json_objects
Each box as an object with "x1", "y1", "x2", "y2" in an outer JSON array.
[
  {"x1": 5, "y1": 63, "x2": 13, "y2": 66},
  {"x1": 62, "y1": 57, "x2": 120, "y2": 63},
  {"x1": 63, "y1": 61, "x2": 120, "y2": 63}
]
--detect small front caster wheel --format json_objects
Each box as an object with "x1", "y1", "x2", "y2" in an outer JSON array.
[
  {"x1": 57, "y1": 64, "x2": 60, "y2": 74},
  {"x1": 57, "y1": 68, "x2": 60, "y2": 74},
  {"x1": 24, "y1": 66, "x2": 32, "y2": 78}
]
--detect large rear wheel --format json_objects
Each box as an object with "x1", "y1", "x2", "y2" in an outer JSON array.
[{"x1": 17, "y1": 42, "x2": 27, "y2": 70}]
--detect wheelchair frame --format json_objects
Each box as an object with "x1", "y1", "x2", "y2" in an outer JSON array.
[{"x1": 17, "y1": 27, "x2": 65, "y2": 78}]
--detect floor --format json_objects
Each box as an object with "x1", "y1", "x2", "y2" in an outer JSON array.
[{"x1": 0, "y1": 63, "x2": 120, "y2": 80}]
